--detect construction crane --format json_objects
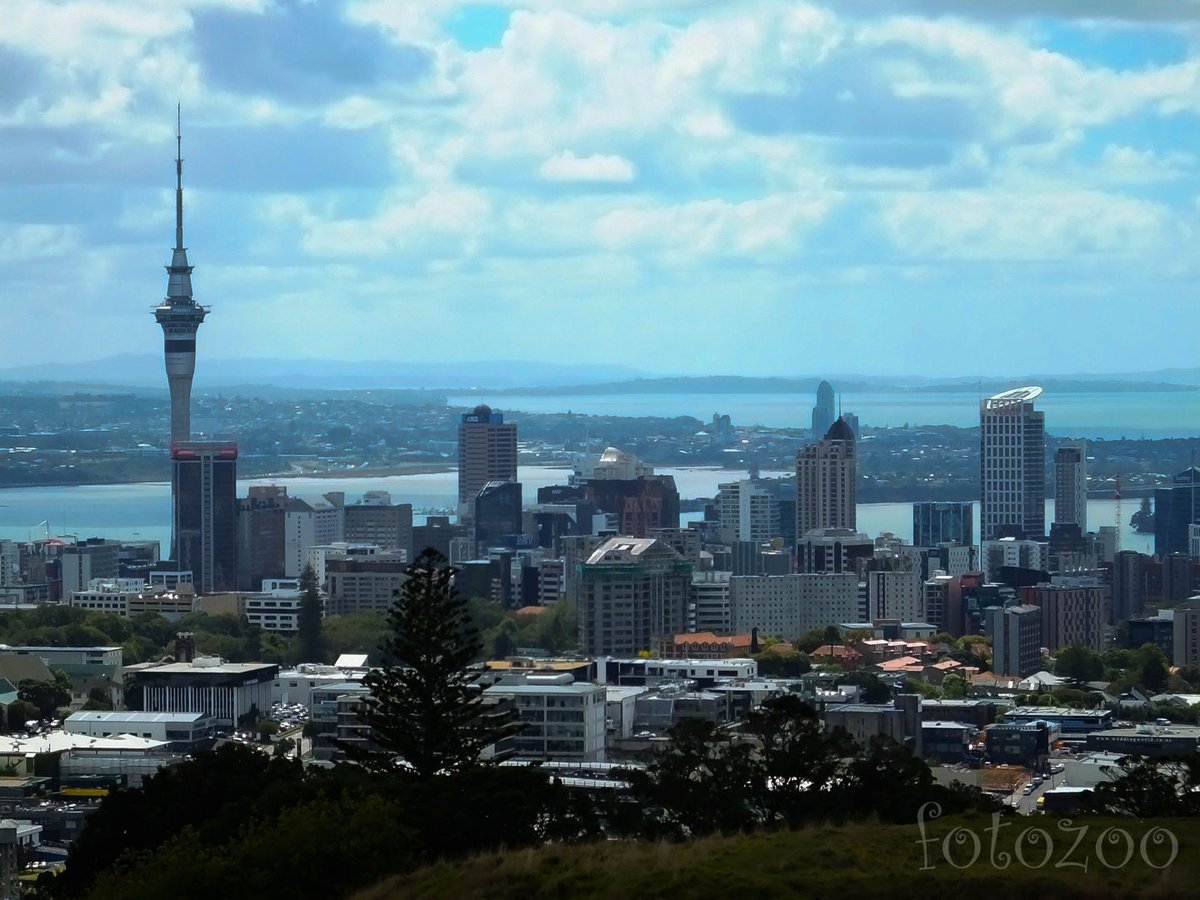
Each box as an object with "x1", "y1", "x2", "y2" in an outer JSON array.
[{"x1": 1113, "y1": 474, "x2": 1122, "y2": 555}]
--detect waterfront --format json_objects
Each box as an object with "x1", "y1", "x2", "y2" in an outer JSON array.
[
  {"x1": 447, "y1": 389, "x2": 1200, "y2": 440},
  {"x1": 0, "y1": 467, "x2": 1153, "y2": 558}
]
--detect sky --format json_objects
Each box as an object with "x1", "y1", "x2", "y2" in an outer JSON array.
[{"x1": 2, "y1": 0, "x2": 1200, "y2": 379}]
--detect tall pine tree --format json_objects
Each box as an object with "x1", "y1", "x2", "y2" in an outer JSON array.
[
  {"x1": 297, "y1": 564, "x2": 324, "y2": 663},
  {"x1": 344, "y1": 549, "x2": 518, "y2": 776}
]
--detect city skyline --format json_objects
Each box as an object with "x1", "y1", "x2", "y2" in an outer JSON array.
[{"x1": 2, "y1": 2, "x2": 1200, "y2": 376}]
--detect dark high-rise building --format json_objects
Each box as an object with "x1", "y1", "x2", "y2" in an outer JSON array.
[
  {"x1": 154, "y1": 108, "x2": 208, "y2": 447},
  {"x1": 172, "y1": 442, "x2": 238, "y2": 594},
  {"x1": 474, "y1": 480, "x2": 523, "y2": 551},
  {"x1": 1111, "y1": 550, "x2": 1146, "y2": 624},
  {"x1": 980, "y1": 386, "x2": 1045, "y2": 541},
  {"x1": 343, "y1": 492, "x2": 413, "y2": 560},
  {"x1": 912, "y1": 501, "x2": 974, "y2": 548},
  {"x1": 796, "y1": 417, "x2": 856, "y2": 539},
  {"x1": 1054, "y1": 442, "x2": 1088, "y2": 532},
  {"x1": 237, "y1": 485, "x2": 288, "y2": 590},
  {"x1": 1162, "y1": 553, "x2": 1197, "y2": 605},
  {"x1": 989, "y1": 604, "x2": 1042, "y2": 677},
  {"x1": 412, "y1": 517, "x2": 468, "y2": 561},
  {"x1": 811, "y1": 380, "x2": 835, "y2": 441},
  {"x1": 1154, "y1": 467, "x2": 1199, "y2": 557},
  {"x1": 457, "y1": 406, "x2": 517, "y2": 519},
  {"x1": 583, "y1": 476, "x2": 680, "y2": 537}
]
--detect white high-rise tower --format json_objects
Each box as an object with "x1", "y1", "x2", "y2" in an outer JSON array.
[{"x1": 980, "y1": 386, "x2": 1046, "y2": 542}]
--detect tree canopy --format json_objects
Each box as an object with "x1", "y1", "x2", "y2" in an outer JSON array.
[{"x1": 343, "y1": 549, "x2": 518, "y2": 777}]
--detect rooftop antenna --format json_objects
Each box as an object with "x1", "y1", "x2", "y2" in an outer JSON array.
[{"x1": 175, "y1": 102, "x2": 184, "y2": 251}]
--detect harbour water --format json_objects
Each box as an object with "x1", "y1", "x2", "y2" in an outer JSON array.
[
  {"x1": 0, "y1": 467, "x2": 1153, "y2": 557},
  {"x1": 448, "y1": 389, "x2": 1200, "y2": 439}
]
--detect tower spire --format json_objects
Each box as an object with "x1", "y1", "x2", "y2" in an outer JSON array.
[{"x1": 175, "y1": 103, "x2": 184, "y2": 251}]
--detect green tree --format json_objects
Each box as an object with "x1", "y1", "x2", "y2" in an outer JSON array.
[
  {"x1": 794, "y1": 627, "x2": 833, "y2": 654},
  {"x1": 257, "y1": 719, "x2": 280, "y2": 743},
  {"x1": 297, "y1": 564, "x2": 324, "y2": 663},
  {"x1": 742, "y1": 694, "x2": 854, "y2": 827},
  {"x1": 1081, "y1": 755, "x2": 1200, "y2": 817},
  {"x1": 1130, "y1": 642, "x2": 1170, "y2": 693},
  {"x1": 5, "y1": 699, "x2": 38, "y2": 733},
  {"x1": 343, "y1": 549, "x2": 519, "y2": 777},
  {"x1": 941, "y1": 674, "x2": 968, "y2": 699},
  {"x1": 1055, "y1": 643, "x2": 1106, "y2": 683},
  {"x1": 19, "y1": 668, "x2": 72, "y2": 718},
  {"x1": 81, "y1": 687, "x2": 114, "y2": 711},
  {"x1": 624, "y1": 718, "x2": 758, "y2": 839}
]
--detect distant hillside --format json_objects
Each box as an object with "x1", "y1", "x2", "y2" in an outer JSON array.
[
  {"x1": 471, "y1": 374, "x2": 1200, "y2": 396},
  {"x1": 0, "y1": 355, "x2": 648, "y2": 391},
  {"x1": 356, "y1": 816, "x2": 1200, "y2": 900}
]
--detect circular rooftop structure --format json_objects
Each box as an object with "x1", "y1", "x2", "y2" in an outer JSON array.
[{"x1": 985, "y1": 385, "x2": 1042, "y2": 409}]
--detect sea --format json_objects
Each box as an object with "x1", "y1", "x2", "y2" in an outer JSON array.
[
  {"x1": 0, "y1": 466, "x2": 1154, "y2": 557},
  {"x1": 1, "y1": 387, "x2": 1189, "y2": 556},
  {"x1": 447, "y1": 389, "x2": 1200, "y2": 440}
]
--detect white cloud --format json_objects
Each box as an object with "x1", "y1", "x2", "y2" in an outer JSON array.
[
  {"x1": 291, "y1": 188, "x2": 491, "y2": 258},
  {"x1": 878, "y1": 186, "x2": 1180, "y2": 260},
  {"x1": 0, "y1": 224, "x2": 78, "y2": 264},
  {"x1": 596, "y1": 192, "x2": 837, "y2": 260},
  {"x1": 539, "y1": 151, "x2": 635, "y2": 183}
]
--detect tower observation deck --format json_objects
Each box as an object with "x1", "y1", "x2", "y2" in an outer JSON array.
[{"x1": 154, "y1": 105, "x2": 209, "y2": 446}]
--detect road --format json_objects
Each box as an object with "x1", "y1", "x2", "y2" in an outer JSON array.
[{"x1": 1007, "y1": 771, "x2": 1067, "y2": 814}]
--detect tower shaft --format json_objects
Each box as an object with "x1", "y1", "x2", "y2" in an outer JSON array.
[{"x1": 155, "y1": 104, "x2": 207, "y2": 446}]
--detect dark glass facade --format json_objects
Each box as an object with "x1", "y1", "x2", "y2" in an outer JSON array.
[{"x1": 172, "y1": 442, "x2": 238, "y2": 593}]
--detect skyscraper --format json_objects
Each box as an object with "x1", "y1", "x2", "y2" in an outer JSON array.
[
  {"x1": 154, "y1": 107, "x2": 208, "y2": 446},
  {"x1": 715, "y1": 479, "x2": 779, "y2": 544},
  {"x1": 457, "y1": 405, "x2": 517, "y2": 519},
  {"x1": 1054, "y1": 441, "x2": 1088, "y2": 532},
  {"x1": 912, "y1": 501, "x2": 974, "y2": 547},
  {"x1": 796, "y1": 417, "x2": 856, "y2": 539},
  {"x1": 811, "y1": 380, "x2": 835, "y2": 440},
  {"x1": 980, "y1": 386, "x2": 1045, "y2": 542},
  {"x1": 172, "y1": 442, "x2": 238, "y2": 594},
  {"x1": 577, "y1": 537, "x2": 692, "y2": 656},
  {"x1": 1154, "y1": 466, "x2": 1200, "y2": 556}
]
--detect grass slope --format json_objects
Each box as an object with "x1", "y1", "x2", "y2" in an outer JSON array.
[{"x1": 355, "y1": 816, "x2": 1200, "y2": 900}]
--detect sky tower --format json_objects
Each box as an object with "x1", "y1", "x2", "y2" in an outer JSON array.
[{"x1": 154, "y1": 105, "x2": 208, "y2": 445}]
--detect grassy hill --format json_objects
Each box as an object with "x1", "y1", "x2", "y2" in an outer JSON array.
[{"x1": 355, "y1": 815, "x2": 1200, "y2": 900}]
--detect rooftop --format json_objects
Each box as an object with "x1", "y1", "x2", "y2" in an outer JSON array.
[
  {"x1": 65, "y1": 711, "x2": 210, "y2": 724},
  {"x1": 0, "y1": 731, "x2": 169, "y2": 755},
  {"x1": 484, "y1": 683, "x2": 602, "y2": 696},
  {"x1": 984, "y1": 385, "x2": 1043, "y2": 408}
]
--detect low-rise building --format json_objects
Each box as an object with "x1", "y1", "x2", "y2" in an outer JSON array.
[
  {"x1": 64, "y1": 711, "x2": 215, "y2": 751},
  {"x1": 1003, "y1": 706, "x2": 1113, "y2": 735},
  {"x1": 921, "y1": 720, "x2": 977, "y2": 764},
  {"x1": 920, "y1": 699, "x2": 1003, "y2": 728},
  {"x1": 632, "y1": 686, "x2": 732, "y2": 734},
  {"x1": 127, "y1": 584, "x2": 198, "y2": 620},
  {"x1": 984, "y1": 719, "x2": 1058, "y2": 768},
  {"x1": 273, "y1": 666, "x2": 365, "y2": 706},
  {"x1": 2, "y1": 646, "x2": 123, "y2": 680},
  {"x1": 596, "y1": 657, "x2": 757, "y2": 689},
  {"x1": 243, "y1": 589, "x2": 318, "y2": 633},
  {"x1": 484, "y1": 675, "x2": 606, "y2": 762},
  {"x1": 824, "y1": 694, "x2": 922, "y2": 756},
  {"x1": 657, "y1": 632, "x2": 753, "y2": 659},
  {"x1": 310, "y1": 681, "x2": 370, "y2": 761},
  {"x1": 125, "y1": 657, "x2": 278, "y2": 728},
  {"x1": 1085, "y1": 724, "x2": 1200, "y2": 758},
  {"x1": 69, "y1": 578, "x2": 145, "y2": 615}
]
